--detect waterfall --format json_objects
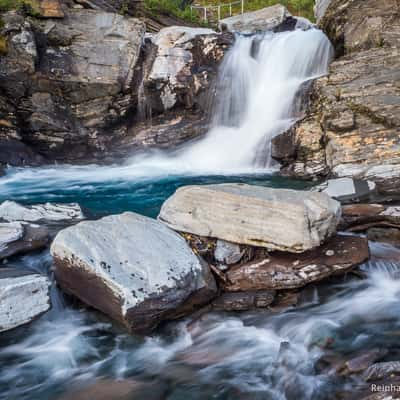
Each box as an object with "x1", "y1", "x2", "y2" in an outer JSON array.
[{"x1": 177, "y1": 28, "x2": 334, "y2": 172}]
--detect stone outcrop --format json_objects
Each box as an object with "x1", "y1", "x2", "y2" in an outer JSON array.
[
  {"x1": 0, "y1": 7, "x2": 232, "y2": 166},
  {"x1": 218, "y1": 4, "x2": 294, "y2": 34},
  {"x1": 273, "y1": 0, "x2": 400, "y2": 194},
  {"x1": 144, "y1": 26, "x2": 231, "y2": 113},
  {"x1": 159, "y1": 184, "x2": 341, "y2": 253},
  {"x1": 0, "y1": 222, "x2": 49, "y2": 260},
  {"x1": 50, "y1": 212, "x2": 217, "y2": 333},
  {"x1": 223, "y1": 235, "x2": 369, "y2": 291},
  {"x1": 0, "y1": 268, "x2": 50, "y2": 332}
]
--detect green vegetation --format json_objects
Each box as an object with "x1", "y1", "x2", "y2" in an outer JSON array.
[
  {"x1": 0, "y1": 0, "x2": 41, "y2": 16},
  {"x1": 144, "y1": 0, "x2": 315, "y2": 25},
  {"x1": 144, "y1": 0, "x2": 197, "y2": 23}
]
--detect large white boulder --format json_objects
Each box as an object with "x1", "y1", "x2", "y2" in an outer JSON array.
[
  {"x1": 0, "y1": 268, "x2": 51, "y2": 332},
  {"x1": 50, "y1": 212, "x2": 216, "y2": 333},
  {"x1": 158, "y1": 184, "x2": 341, "y2": 253}
]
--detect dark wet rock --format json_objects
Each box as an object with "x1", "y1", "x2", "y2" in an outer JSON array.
[
  {"x1": 338, "y1": 349, "x2": 389, "y2": 375},
  {"x1": 368, "y1": 227, "x2": 400, "y2": 247},
  {"x1": 313, "y1": 178, "x2": 376, "y2": 204},
  {"x1": 223, "y1": 235, "x2": 369, "y2": 291},
  {"x1": 0, "y1": 222, "x2": 49, "y2": 260},
  {"x1": 58, "y1": 379, "x2": 167, "y2": 400},
  {"x1": 212, "y1": 290, "x2": 276, "y2": 311},
  {"x1": 0, "y1": 139, "x2": 45, "y2": 167},
  {"x1": 0, "y1": 268, "x2": 50, "y2": 332},
  {"x1": 159, "y1": 184, "x2": 341, "y2": 253},
  {"x1": 51, "y1": 212, "x2": 217, "y2": 333},
  {"x1": 363, "y1": 361, "x2": 400, "y2": 381},
  {"x1": 340, "y1": 203, "x2": 400, "y2": 235}
]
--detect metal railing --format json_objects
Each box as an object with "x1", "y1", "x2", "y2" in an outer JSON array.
[{"x1": 190, "y1": 0, "x2": 244, "y2": 22}]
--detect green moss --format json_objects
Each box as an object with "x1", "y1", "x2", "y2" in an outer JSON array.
[
  {"x1": 144, "y1": 0, "x2": 208, "y2": 25},
  {"x1": 0, "y1": 35, "x2": 7, "y2": 55},
  {"x1": 0, "y1": 0, "x2": 41, "y2": 16}
]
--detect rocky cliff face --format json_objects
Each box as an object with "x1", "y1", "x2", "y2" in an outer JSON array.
[
  {"x1": 0, "y1": 2, "x2": 232, "y2": 166},
  {"x1": 273, "y1": 0, "x2": 400, "y2": 194}
]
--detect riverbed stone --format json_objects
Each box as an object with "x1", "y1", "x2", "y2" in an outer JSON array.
[
  {"x1": 223, "y1": 235, "x2": 369, "y2": 291},
  {"x1": 50, "y1": 212, "x2": 217, "y2": 333},
  {"x1": 0, "y1": 222, "x2": 49, "y2": 260},
  {"x1": 159, "y1": 184, "x2": 341, "y2": 253},
  {"x1": 363, "y1": 361, "x2": 400, "y2": 382},
  {"x1": 212, "y1": 290, "x2": 276, "y2": 311},
  {"x1": 0, "y1": 268, "x2": 51, "y2": 332},
  {"x1": 214, "y1": 240, "x2": 243, "y2": 265},
  {"x1": 313, "y1": 178, "x2": 376, "y2": 203},
  {"x1": 218, "y1": 4, "x2": 292, "y2": 33},
  {"x1": 0, "y1": 201, "x2": 84, "y2": 223}
]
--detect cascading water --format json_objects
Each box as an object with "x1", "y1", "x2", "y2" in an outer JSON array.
[{"x1": 176, "y1": 28, "x2": 334, "y2": 172}]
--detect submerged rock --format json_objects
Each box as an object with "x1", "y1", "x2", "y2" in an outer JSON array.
[
  {"x1": 218, "y1": 4, "x2": 293, "y2": 33},
  {"x1": 0, "y1": 268, "x2": 50, "y2": 332},
  {"x1": 0, "y1": 222, "x2": 49, "y2": 260},
  {"x1": 223, "y1": 235, "x2": 369, "y2": 291},
  {"x1": 51, "y1": 212, "x2": 217, "y2": 333},
  {"x1": 0, "y1": 201, "x2": 84, "y2": 223},
  {"x1": 158, "y1": 184, "x2": 341, "y2": 253}
]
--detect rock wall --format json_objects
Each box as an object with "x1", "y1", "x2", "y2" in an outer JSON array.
[
  {"x1": 0, "y1": 3, "x2": 232, "y2": 166},
  {"x1": 273, "y1": 0, "x2": 400, "y2": 194}
]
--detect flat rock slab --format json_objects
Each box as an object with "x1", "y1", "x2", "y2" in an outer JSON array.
[
  {"x1": 159, "y1": 184, "x2": 341, "y2": 253},
  {"x1": 51, "y1": 212, "x2": 217, "y2": 333},
  {"x1": 223, "y1": 235, "x2": 369, "y2": 291},
  {"x1": 218, "y1": 4, "x2": 291, "y2": 33},
  {"x1": 313, "y1": 178, "x2": 376, "y2": 203},
  {"x1": 0, "y1": 268, "x2": 51, "y2": 332},
  {"x1": 0, "y1": 222, "x2": 49, "y2": 260},
  {"x1": 0, "y1": 201, "x2": 84, "y2": 222}
]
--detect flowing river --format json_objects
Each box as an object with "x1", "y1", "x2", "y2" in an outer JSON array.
[{"x1": 1, "y1": 28, "x2": 399, "y2": 400}]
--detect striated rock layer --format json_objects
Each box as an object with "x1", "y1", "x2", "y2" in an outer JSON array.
[
  {"x1": 159, "y1": 184, "x2": 341, "y2": 253},
  {"x1": 273, "y1": 0, "x2": 400, "y2": 194}
]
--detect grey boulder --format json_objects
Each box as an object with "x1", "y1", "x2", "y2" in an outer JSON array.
[
  {"x1": 0, "y1": 222, "x2": 49, "y2": 260},
  {"x1": 0, "y1": 201, "x2": 84, "y2": 222},
  {"x1": 0, "y1": 268, "x2": 51, "y2": 332},
  {"x1": 218, "y1": 4, "x2": 292, "y2": 33},
  {"x1": 158, "y1": 184, "x2": 341, "y2": 253},
  {"x1": 50, "y1": 212, "x2": 217, "y2": 333}
]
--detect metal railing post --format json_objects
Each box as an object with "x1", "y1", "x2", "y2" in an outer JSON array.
[
  {"x1": 241, "y1": 0, "x2": 244, "y2": 14},
  {"x1": 218, "y1": 5, "x2": 221, "y2": 20},
  {"x1": 229, "y1": 3, "x2": 232, "y2": 16},
  {"x1": 204, "y1": 6, "x2": 207, "y2": 22}
]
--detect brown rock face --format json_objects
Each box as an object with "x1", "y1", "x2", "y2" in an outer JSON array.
[
  {"x1": 223, "y1": 235, "x2": 369, "y2": 291},
  {"x1": 273, "y1": 0, "x2": 400, "y2": 193},
  {"x1": 39, "y1": 0, "x2": 65, "y2": 18}
]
